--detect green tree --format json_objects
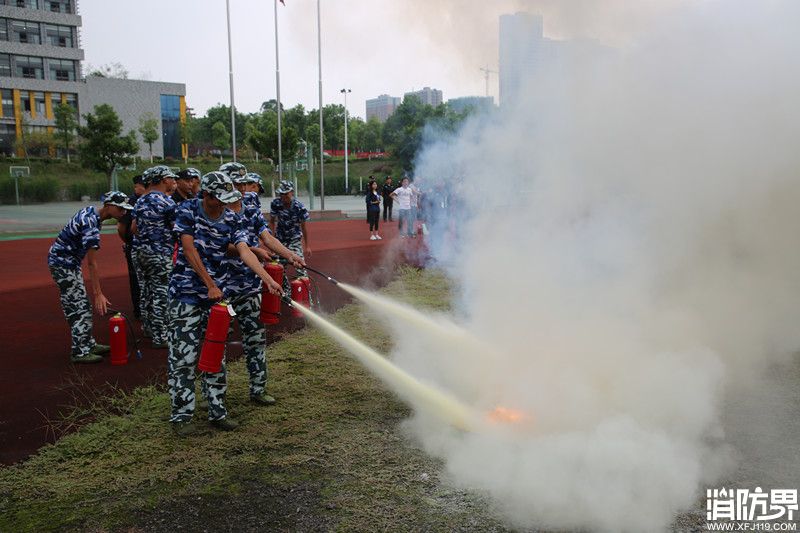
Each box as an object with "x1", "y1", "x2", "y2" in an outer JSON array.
[
  {"x1": 138, "y1": 113, "x2": 160, "y2": 163},
  {"x1": 78, "y1": 104, "x2": 138, "y2": 187},
  {"x1": 363, "y1": 116, "x2": 384, "y2": 151},
  {"x1": 187, "y1": 104, "x2": 248, "y2": 156},
  {"x1": 245, "y1": 109, "x2": 299, "y2": 164},
  {"x1": 15, "y1": 129, "x2": 56, "y2": 159},
  {"x1": 347, "y1": 117, "x2": 366, "y2": 152},
  {"x1": 54, "y1": 103, "x2": 78, "y2": 163},
  {"x1": 283, "y1": 104, "x2": 308, "y2": 140},
  {"x1": 211, "y1": 120, "x2": 230, "y2": 165},
  {"x1": 382, "y1": 95, "x2": 471, "y2": 169}
]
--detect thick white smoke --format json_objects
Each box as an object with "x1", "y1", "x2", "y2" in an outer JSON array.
[{"x1": 378, "y1": 1, "x2": 800, "y2": 530}]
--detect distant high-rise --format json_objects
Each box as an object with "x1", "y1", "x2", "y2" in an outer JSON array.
[
  {"x1": 404, "y1": 87, "x2": 443, "y2": 107},
  {"x1": 499, "y1": 12, "x2": 548, "y2": 105},
  {"x1": 366, "y1": 94, "x2": 400, "y2": 123},
  {"x1": 499, "y1": 12, "x2": 608, "y2": 106}
]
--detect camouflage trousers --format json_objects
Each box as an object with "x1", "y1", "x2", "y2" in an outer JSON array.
[
  {"x1": 49, "y1": 265, "x2": 96, "y2": 358},
  {"x1": 137, "y1": 251, "x2": 172, "y2": 343},
  {"x1": 278, "y1": 236, "x2": 308, "y2": 300},
  {"x1": 231, "y1": 293, "x2": 268, "y2": 397},
  {"x1": 130, "y1": 248, "x2": 147, "y2": 331},
  {"x1": 167, "y1": 299, "x2": 228, "y2": 422}
]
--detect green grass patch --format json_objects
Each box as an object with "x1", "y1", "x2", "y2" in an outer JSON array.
[{"x1": 0, "y1": 267, "x2": 508, "y2": 532}]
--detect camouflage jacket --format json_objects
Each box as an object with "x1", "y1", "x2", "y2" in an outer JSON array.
[{"x1": 47, "y1": 206, "x2": 101, "y2": 269}]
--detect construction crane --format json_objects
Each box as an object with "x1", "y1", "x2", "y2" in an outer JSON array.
[{"x1": 479, "y1": 65, "x2": 498, "y2": 97}]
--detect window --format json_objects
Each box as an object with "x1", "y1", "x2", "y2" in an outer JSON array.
[
  {"x1": 12, "y1": 0, "x2": 39, "y2": 9},
  {"x1": 0, "y1": 54, "x2": 10, "y2": 77},
  {"x1": 33, "y1": 91, "x2": 44, "y2": 116},
  {"x1": 20, "y1": 91, "x2": 30, "y2": 113},
  {"x1": 1, "y1": 89, "x2": 13, "y2": 117},
  {"x1": 0, "y1": 19, "x2": 7, "y2": 42},
  {"x1": 48, "y1": 58, "x2": 75, "y2": 81},
  {"x1": 161, "y1": 94, "x2": 181, "y2": 158},
  {"x1": 10, "y1": 20, "x2": 40, "y2": 45},
  {"x1": 63, "y1": 92, "x2": 77, "y2": 117},
  {"x1": 14, "y1": 55, "x2": 43, "y2": 79},
  {"x1": 44, "y1": 24, "x2": 73, "y2": 47},
  {"x1": 0, "y1": 122, "x2": 16, "y2": 156},
  {"x1": 49, "y1": 1, "x2": 70, "y2": 13}
]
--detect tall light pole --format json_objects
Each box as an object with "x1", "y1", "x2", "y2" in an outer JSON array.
[
  {"x1": 317, "y1": 0, "x2": 325, "y2": 210},
  {"x1": 340, "y1": 88, "x2": 351, "y2": 193},
  {"x1": 225, "y1": 0, "x2": 237, "y2": 161},
  {"x1": 274, "y1": 0, "x2": 283, "y2": 180}
]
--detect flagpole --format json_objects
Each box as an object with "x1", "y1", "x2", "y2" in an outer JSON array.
[
  {"x1": 317, "y1": 0, "x2": 325, "y2": 210},
  {"x1": 225, "y1": 0, "x2": 237, "y2": 162},
  {"x1": 274, "y1": 0, "x2": 283, "y2": 180}
]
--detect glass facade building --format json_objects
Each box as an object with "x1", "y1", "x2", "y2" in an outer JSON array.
[{"x1": 160, "y1": 94, "x2": 180, "y2": 159}]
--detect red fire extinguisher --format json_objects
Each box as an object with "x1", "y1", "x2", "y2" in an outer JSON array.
[
  {"x1": 109, "y1": 313, "x2": 128, "y2": 366},
  {"x1": 259, "y1": 262, "x2": 284, "y2": 325},
  {"x1": 290, "y1": 277, "x2": 311, "y2": 317},
  {"x1": 198, "y1": 303, "x2": 232, "y2": 373}
]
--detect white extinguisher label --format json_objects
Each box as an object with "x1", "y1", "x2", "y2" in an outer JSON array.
[{"x1": 113, "y1": 326, "x2": 120, "y2": 333}]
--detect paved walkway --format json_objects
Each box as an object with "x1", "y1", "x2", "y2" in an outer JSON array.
[{"x1": 0, "y1": 195, "x2": 368, "y2": 236}]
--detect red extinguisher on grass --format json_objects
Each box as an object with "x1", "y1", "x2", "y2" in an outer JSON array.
[
  {"x1": 198, "y1": 302, "x2": 233, "y2": 373},
  {"x1": 108, "y1": 311, "x2": 142, "y2": 365}
]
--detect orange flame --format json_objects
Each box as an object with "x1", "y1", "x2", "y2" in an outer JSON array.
[{"x1": 487, "y1": 406, "x2": 532, "y2": 424}]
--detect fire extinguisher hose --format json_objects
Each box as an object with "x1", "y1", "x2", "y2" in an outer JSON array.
[
  {"x1": 303, "y1": 265, "x2": 339, "y2": 286},
  {"x1": 106, "y1": 309, "x2": 143, "y2": 360}
]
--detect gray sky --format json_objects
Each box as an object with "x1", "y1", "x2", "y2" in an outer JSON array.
[
  {"x1": 80, "y1": 0, "x2": 502, "y2": 119},
  {"x1": 80, "y1": 0, "x2": 683, "y2": 119}
]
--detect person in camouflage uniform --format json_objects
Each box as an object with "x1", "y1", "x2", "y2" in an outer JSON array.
[
  {"x1": 168, "y1": 172, "x2": 284, "y2": 437},
  {"x1": 269, "y1": 180, "x2": 311, "y2": 297},
  {"x1": 223, "y1": 196, "x2": 304, "y2": 405},
  {"x1": 117, "y1": 175, "x2": 145, "y2": 319},
  {"x1": 172, "y1": 167, "x2": 201, "y2": 204},
  {"x1": 132, "y1": 165, "x2": 178, "y2": 348},
  {"x1": 48, "y1": 192, "x2": 134, "y2": 363}
]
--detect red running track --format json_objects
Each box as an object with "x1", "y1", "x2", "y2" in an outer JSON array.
[{"x1": 0, "y1": 219, "x2": 428, "y2": 464}]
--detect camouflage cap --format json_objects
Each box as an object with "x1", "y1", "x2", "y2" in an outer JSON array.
[
  {"x1": 177, "y1": 167, "x2": 202, "y2": 180},
  {"x1": 219, "y1": 161, "x2": 247, "y2": 179},
  {"x1": 201, "y1": 171, "x2": 242, "y2": 204},
  {"x1": 143, "y1": 165, "x2": 178, "y2": 185},
  {"x1": 101, "y1": 190, "x2": 134, "y2": 211},
  {"x1": 276, "y1": 180, "x2": 294, "y2": 195},
  {"x1": 244, "y1": 172, "x2": 263, "y2": 185},
  {"x1": 230, "y1": 172, "x2": 250, "y2": 185}
]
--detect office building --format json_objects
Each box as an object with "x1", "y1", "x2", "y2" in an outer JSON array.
[
  {"x1": 366, "y1": 94, "x2": 400, "y2": 123},
  {"x1": 499, "y1": 12, "x2": 608, "y2": 106},
  {"x1": 499, "y1": 12, "x2": 550, "y2": 105},
  {"x1": 404, "y1": 87, "x2": 443, "y2": 107},
  {"x1": 0, "y1": 0, "x2": 187, "y2": 158}
]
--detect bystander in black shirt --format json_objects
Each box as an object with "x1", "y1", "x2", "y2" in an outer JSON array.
[{"x1": 119, "y1": 193, "x2": 140, "y2": 245}]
